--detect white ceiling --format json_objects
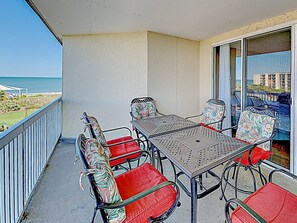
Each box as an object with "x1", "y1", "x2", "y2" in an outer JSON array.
[{"x1": 28, "y1": 0, "x2": 297, "y2": 41}]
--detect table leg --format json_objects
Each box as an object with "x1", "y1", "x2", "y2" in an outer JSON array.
[{"x1": 191, "y1": 178, "x2": 197, "y2": 223}]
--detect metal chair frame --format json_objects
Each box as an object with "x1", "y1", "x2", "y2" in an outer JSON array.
[
  {"x1": 220, "y1": 106, "x2": 276, "y2": 201},
  {"x1": 81, "y1": 112, "x2": 146, "y2": 170},
  {"x1": 76, "y1": 134, "x2": 180, "y2": 223},
  {"x1": 186, "y1": 99, "x2": 226, "y2": 130},
  {"x1": 225, "y1": 169, "x2": 297, "y2": 223},
  {"x1": 130, "y1": 96, "x2": 166, "y2": 171}
]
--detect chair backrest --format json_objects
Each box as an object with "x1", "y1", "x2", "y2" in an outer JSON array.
[
  {"x1": 81, "y1": 112, "x2": 111, "y2": 157},
  {"x1": 130, "y1": 96, "x2": 157, "y2": 120},
  {"x1": 76, "y1": 134, "x2": 109, "y2": 223},
  {"x1": 236, "y1": 106, "x2": 276, "y2": 151},
  {"x1": 76, "y1": 134, "x2": 126, "y2": 223},
  {"x1": 200, "y1": 99, "x2": 226, "y2": 130}
]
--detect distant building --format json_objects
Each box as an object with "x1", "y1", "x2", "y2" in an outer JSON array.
[{"x1": 253, "y1": 73, "x2": 291, "y2": 91}]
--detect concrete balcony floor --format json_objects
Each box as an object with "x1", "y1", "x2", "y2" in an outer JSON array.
[{"x1": 20, "y1": 141, "x2": 294, "y2": 223}]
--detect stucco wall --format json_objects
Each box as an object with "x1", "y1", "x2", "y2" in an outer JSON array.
[
  {"x1": 199, "y1": 9, "x2": 297, "y2": 109},
  {"x1": 147, "y1": 32, "x2": 200, "y2": 117},
  {"x1": 62, "y1": 32, "x2": 148, "y2": 138},
  {"x1": 62, "y1": 31, "x2": 200, "y2": 138}
]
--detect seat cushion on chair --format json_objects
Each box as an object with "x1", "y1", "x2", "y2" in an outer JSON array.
[
  {"x1": 115, "y1": 163, "x2": 177, "y2": 223},
  {"x1": 107, "y1": 136, "x2": 141, "y2": 167},
  {"x1": 234, "y1": 146, "x2": 272, "y2": 166},
  {"x1": 231, "y1": 182, "x2": 297, "y2": 223}
]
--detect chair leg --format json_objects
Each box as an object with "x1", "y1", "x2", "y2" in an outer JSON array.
[
  {"x1": 198, "y1": 175, "x2": 203, "y2": 190},
  {"x1": 247, "y1": 167, "x2": 257, "y2": 192},
  {"x1": 234, "y1": 163, "x2": 242, "y2": 199},
  {"x1": 91, "y1": 208, "x2": 98, "y2": 223},
  {"x1": 220, "y1": 160, "x2": 235, "y2": 201},
  {"x1": 231, "y1": 165, "x2": 237, "y2": 179},
  {"x1": 258, "y1": 166, "x2": 267, "y2": 186}
]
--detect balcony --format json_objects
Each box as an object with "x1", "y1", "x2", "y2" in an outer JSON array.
[{"x1": 2, "y1": 99, "x2": 293, "y2": 223}]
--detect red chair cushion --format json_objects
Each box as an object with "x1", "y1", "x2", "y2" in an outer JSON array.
[
  {"x1": 115, "y1": 163, "x2": 177, "y2": 223},
  {"x1": 107, "y1": 136, "x2": 141, "y2": 167},
  {"x1": 232, "y1": 182, "x2": 297, "y2": 223},
  {"x1": 234, "y1": 146, "x2": 272, "y2": 166}
]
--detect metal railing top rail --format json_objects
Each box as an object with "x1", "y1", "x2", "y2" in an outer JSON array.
[{"x1": 0, "y1": 96, "x2": 62, "y2": 149}]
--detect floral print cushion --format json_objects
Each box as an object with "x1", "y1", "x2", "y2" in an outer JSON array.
[
  {"x1": 131, "y1": 101, "x2": 157, "y2": 120},
  {"x1": 236, "y1": 110, "x2": 275, "y2": 151},
  {"x1": 200, "y1": 102, "x2": 225, "y2": 130},
  {"x1": 85, "y1": 138, "x2": 126, "y2": 223},
  {"x1": 88, "y1": 116, "x2": 111, "y2": 158}
]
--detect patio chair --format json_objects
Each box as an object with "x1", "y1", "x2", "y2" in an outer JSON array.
[
  {"x1": 130, "y1": 96, "x2": 164, "y2": 121},
  {"x1": 225, "y1": 169, "x2": 297, "y2": 223},
  {"x1": 81, "y1": 112, "x2": 144, "y2": 170},
  {"x1": 186, "y1": 99, "x2": 226, "y2": 131},
  {"x1": 130, "y1": 96, "x2": 164, "y2": 142},
  {"x1": 130, "y1": 96, "x2": 167, "y2": 170},
  {"x1": 220, "y1": 106, "x2": 276, "y2": 201},
  {"x1": 76, "y1": 134, "x2": 180, "y2": 223}
]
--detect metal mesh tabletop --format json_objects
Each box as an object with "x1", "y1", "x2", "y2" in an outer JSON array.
[
  {"x1": 150, "y1": 126, "x2": 251, "y2": 178},
  {"x1": 130, "y1": 114, "x2": 197, "y2": 138}
]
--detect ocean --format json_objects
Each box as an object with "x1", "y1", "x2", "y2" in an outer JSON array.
[{"x1": 0, "y1": 77, "x2": 62, "y2": 94}]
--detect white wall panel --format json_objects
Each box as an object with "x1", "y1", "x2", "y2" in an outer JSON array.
[
  {"x1": 147, "y1": 32, "x2": 200, "y2": 117},
  {"x1": 62, "y1": 32, "x2": 148, "y2": 138}
]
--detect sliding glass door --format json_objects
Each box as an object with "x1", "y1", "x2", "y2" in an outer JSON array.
[{"x1": 214, "y1": 28, "x2": 292, "y2": 169}]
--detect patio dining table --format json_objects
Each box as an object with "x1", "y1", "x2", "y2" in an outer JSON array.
[
  {"x1": 131, "y1": 115, "x2": 251, "y2": 223},
  {"x1": 130, "y1": 114, "x2": 198, "y2": 138},
  {"x1": 130, "y1": 114, "x2": 198, "y2": 167}
]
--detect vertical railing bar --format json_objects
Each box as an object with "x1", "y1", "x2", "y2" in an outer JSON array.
[
  {"x1": 33, "y1": 122, "x2": 36, "y2": 186},
  {"x1": 18, "y1": 135, "x2": 22, "y2": 219},
  {"x1": 25, "y1": 128, "x2": 28, "y2": 201},
  {"x1": 21, "y1": 130, "x2": 25, "y2": 213},
  {"x1": 8, "y1": 144, "x2": 11, "y2": 223},
  {"x1": 29, "y1": 125, "x2": 33, "y2": 196},
  {"x1": 13, "y1": 137, "x2": 19, "y2": 222},
  {"x1": 3, "y1": 147, "x2": 7, "y2": 223},
  {"x1": 15, "y1": 138, "x2": 18, "y2": 222},
  {"x1": 0, "y1": 148, "x2": 5, "y2": 223},
  {"x1": 0, "y1": 148, "x2": 2, "y2": 223},
  {"x1": 26, "y1": 127, "x2": 30, "y2": 200}
]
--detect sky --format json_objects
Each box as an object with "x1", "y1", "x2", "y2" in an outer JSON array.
[
  {"x1": 0, "y1": 0, "x2": 62, "y2": 77},
  {"x1": 236, "y1": 51, "x2": 291, "y2": 80}
]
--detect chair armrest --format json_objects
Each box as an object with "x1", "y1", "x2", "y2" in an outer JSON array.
[
  {"x1": 269, "y1": 168, "x2": 297, "y2": 183},
  {"x1": 185, "y1": 113, "x2": 203, "y2": 120},
  {"x1": 225, "y1": 198, "x2": 267, "y2": 223},
  {"x1": 219, "y1": 125, "x2": 238, "y2": 133},
  {"x1": 156, "y1": 110, "x2": 165, "y2": 116},
  {"x1": 253, "y1": 131, "x2": 276, "y2": 147},
  {"x1": 103, "y1": 126, "x2": 132, "y2": 137},
  {"x1": 247, "y1": 132, "x2": 276, "y2": 165},
  {"x1": 98, "y1": 181, "x2": 179, "y2": 209},
  {"x1": 109, "y1": 150, "x2": 151, "y2": 162},
  {"x1": 103, "y1": 138, "x2": 145, "y2": 149},
  {"x1": 203, "y1": 116, "x2": 226, "y2": 127},
  {"x1": 130, "y1": 111, "x2": 138, "y2": 120}
]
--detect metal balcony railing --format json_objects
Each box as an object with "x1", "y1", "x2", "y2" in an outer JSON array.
[{"x1": 0, "y1": 96, "x2": 62, "y2": 223}]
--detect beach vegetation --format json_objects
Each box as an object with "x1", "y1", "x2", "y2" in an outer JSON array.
[{"x1": 0, "y1": 93, "x2": 60, "y2": 131}]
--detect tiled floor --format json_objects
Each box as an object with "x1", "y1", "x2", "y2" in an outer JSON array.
[{"x1": 21, "y1": 141, "x2": 286, "y2": 223}]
